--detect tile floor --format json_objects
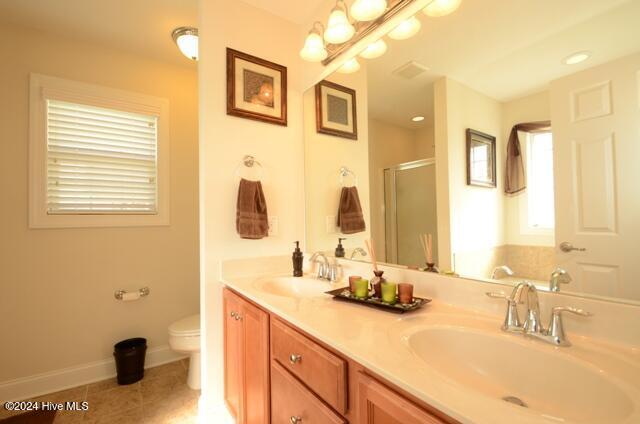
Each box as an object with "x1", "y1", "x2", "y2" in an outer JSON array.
[{"x1": 1, "y1": 360, "x2": 200, "y2": 423}]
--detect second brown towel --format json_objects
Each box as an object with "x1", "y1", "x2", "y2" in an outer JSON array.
[
  {"x1": 236, "y1": 178, "x2": 269, "y2": 239},
  {"x1": 337, "y1": 186, "x2": 366, "y2": 234}
]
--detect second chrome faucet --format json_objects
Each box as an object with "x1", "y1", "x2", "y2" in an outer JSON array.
[{"x1": 487, "y1": 281, "x2": 592, "y2": 347}]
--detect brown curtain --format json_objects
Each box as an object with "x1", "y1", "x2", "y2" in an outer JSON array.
[{"x1": 505, "y1": 121, "x2": 551, "y2": 194}]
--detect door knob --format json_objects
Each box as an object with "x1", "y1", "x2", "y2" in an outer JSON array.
[{"x1": 559, "y1": 242, "x2": 586, "y2": 253}]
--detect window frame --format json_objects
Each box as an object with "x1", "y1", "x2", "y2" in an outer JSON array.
[
  {"x1": 29, "y1": 73, "x2": 170, "y2": 228},
  {"x1": 518, "y1": 131, "x2": 554, "y2": 237}
]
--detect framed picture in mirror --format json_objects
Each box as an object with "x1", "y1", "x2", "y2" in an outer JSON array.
[
  {"x1": 466, "y1": 129, "x2": 496, "y2": 188},
  {"x1": 315, "y1": 80, "x2": 357, "y2": 140},
  {"x1": 226, "y1": 48, "x2": 287, "y2": 126}
]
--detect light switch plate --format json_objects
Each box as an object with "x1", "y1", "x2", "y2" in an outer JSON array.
[
  {"x1": 326, "y1": 215, "x2": 338, "y2": 234},
  {"x1": 268, "y1": 216, "x2": 278, "y2": 236}
]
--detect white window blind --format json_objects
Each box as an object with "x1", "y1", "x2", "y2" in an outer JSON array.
[{"x1": 46, "y1": 99, "x2": 158, "y2": 215}]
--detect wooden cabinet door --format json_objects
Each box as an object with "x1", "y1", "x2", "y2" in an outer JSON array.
[
  {"x1": 240, "y1": 298, "x2": 270, "y2": 424},
  {"x1": 223, "y1": 289, "x2": 244, "y2": 422},
  {"x1": 357, "y1": 372, "x2": 445, "y2": 424}
]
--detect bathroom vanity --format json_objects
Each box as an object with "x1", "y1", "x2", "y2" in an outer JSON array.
[
  {"x1": 220, "y1": 257, "x2": 640, "y2": 424},
  {"x1": 223, "y1": 287, "x2": 452, "y2": 424}
]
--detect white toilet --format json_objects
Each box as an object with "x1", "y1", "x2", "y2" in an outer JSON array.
[{"x1": 168, "y1": 314, "x2": 201, "y2": 390}]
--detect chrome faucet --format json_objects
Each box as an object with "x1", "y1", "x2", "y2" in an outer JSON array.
[
  {"x1": 487, "y1": 281, "x2": 592, "y2": 347},
  {"x1": 350, "y1": 247, "x2": 367, "y2": 260},
  {"x1": 309, "y1": 251, "x2": 340, "y2": 282},
  {"x1": 491, "y1": 265, "x2": 514, "y2": 279},
  {"x1": 549, "y1": 268, "x2": 572, "y2": 292}
]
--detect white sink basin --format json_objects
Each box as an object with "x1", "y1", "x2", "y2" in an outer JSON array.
[
  {"x1": 405, "y1": 326, "x2": 634, "y2": 423},
  {"x1": 253, "y1": 276, "x2": 332, "y2": 299}
]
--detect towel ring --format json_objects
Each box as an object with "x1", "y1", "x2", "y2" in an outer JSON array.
[
  {"x1": 339, "y1": 166, "x2": 358, "y2": 187},
  {"x1": 235, "y1": 155, "x2": 265, "y2": 181}
]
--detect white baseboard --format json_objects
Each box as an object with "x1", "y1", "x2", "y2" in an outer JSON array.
[{"x1": 0, "y1": 345, "x2": 186, "y2": 403}]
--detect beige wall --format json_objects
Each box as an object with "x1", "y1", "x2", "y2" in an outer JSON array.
[
  {"x1": 304, "y1": 72, "x2": 371, "y2": 256},
  {"x1": 502, "y1": 91, "x2": 554, "y2": 247},
  {"x1": 199, "y1": 0, "x2": 308, "y2": 410},
  {"x1": 435, "y1": 78, "x2": 505, "y2": 270},
  {"x1": 0, "y1": 23, "x2": 199, "y2": 383}
]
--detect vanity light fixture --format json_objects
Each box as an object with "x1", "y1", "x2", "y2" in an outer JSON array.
[
  {"x1": 325, "y1": 1, "x2": 356, "y2": 44},
  {"x1": 563, "y1": 51, "x2": 591, "y2": 65},
  {"x1": 359, "y1": 39, "x2": 388, "y2": 59},
  {"x1": 300, "y1": 22, "x2": 328, "y2": 62},
  {"x1": 351, "y1": 0, "x2": 388, "y2": 22},
  {"x1": 388, "y1": 16, "x2": 422, "y2": 40},
  {"x1": 337, "y1": 57, "x2": 361, "y2": 74},
  {"x1": 423, "y1": 0, "x2": 462, "y2": 17},
  {"x1": 171, "y1": 26, "x2": 199, "y2": 61},
  {"x1": 412, "y1": 116, "x2": 425, "y2": 122}
]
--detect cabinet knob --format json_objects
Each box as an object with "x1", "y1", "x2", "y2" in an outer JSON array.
[
  {"x1": 230, "y1": 311, "x2": 237, "y2": 318},
  {"x1": 290, "y1": 416, "x2": 302, "y2": 424},
  {"x1": 289, "y1": 354, "x2": 302, "y2": 364},
  {"x1": 234, "y1": 314, "x2": 243, "y2": 321}
]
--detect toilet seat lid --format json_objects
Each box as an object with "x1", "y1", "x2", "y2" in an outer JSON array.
[{"x1": 169, "y1": 314, "x2": 200, "y2": 336}]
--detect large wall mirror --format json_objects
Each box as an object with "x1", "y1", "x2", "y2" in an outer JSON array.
[{"x1": 303, "y1": 0, "x2": 640, "y2": 306}]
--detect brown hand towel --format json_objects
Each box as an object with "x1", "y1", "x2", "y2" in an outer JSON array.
[
  {"x1": 236, "y1": 178, "x2": 269, "y2": 239},
  {"x1": 337, "y1": 186, "x2": 366, "y2": 234}
]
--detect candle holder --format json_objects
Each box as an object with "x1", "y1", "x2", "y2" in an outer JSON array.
[{"x1": 425, "y1": 262, "x2": 439, "y2": 273}]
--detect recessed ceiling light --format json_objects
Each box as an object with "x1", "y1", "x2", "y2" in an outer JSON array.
[
  {"x1": 412, "y1": 116, "x2": 425, "y2": 122},
  {"x1": 563, "y1": 51, "x2": 591, "y2": 65}
]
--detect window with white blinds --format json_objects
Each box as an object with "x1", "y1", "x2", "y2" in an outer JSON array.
[{"x1": 46, "y1": 99, "x2": 158, "y2": 215}]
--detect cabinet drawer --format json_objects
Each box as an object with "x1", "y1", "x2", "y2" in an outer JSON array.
[
  {"x1": 271, "y1": 318, "x2": 348, "y2": 414},
  {"x1": 271, "y1": 361, "x2": 346, "y2": 424}
]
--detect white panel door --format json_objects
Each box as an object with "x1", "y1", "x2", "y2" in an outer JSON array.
[{"x1": 550, "y1": 53, "x2": 640, "y2": 301}]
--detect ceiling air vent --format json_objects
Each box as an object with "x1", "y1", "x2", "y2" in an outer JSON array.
[{"x1": 392, "y1": 61, "x2": 430, "y2": 79}]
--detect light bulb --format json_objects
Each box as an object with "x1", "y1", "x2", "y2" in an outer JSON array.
[
  {"x1": 423, "y1": 0, "x2": 462, "y2": 17},
  {"x1": 324, "y1": 7, "x2": 355, "y2": 44},
  {"x1": 359, "y1": 39, "x2": 387, "y2": 59},
  {"x1": 338, "y1": 58, "x2": 361, "y2": 74},
  {"x1": 300, "y1": 31, "x2": 328, "y2": 62},
  {"x1": 172, "y1": 27, "x2": 198, "y2": 61},
  {"x1": 388, "y1": 16, "x2": 421, "y2": 40},
  {"x1": 351, "y1": 0, "x2": 387, "y2": 22}
]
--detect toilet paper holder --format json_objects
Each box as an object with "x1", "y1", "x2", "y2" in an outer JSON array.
[{"x1": 114, "y1": 287, "x2": 150, "y2": 301}]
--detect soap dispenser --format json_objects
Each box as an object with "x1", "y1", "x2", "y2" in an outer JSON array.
[
  {"x1": 292, "y1": 241, "x2": 303, "y2": 277},
  {"x1": 335, "y1": 238, "x2": 346, "y2": 258}
]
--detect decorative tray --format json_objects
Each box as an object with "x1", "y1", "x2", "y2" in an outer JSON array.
[{"x1": 325, "y1": 287, "x2": 431, "y2": 314}]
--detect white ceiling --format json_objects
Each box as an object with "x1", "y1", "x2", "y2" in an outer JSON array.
[
  {"x1": 0, "y1": 0, "x2": 198, "y2": 66},
  {"x1": 366, "y1": 0, "x2": 640, "y2": 129},
  {"x1": 240, "y1": 0, "x2": 333, "y2": 25}
]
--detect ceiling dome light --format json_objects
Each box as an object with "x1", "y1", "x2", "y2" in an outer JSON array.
[
  {"x1": 412, "y1": 116, "x2": 425, "y2": 122},
  {"x1": 423, "y1": 0, "x2": 462, "y2": 17},
  {"x1": 388, "y1": 16, "x2": 421, "y2": 40},
  {"x1": 563, "y1": 51, "x2": 591, "y2": 65},
  {"x1": 338, "y1": 58, "x2": 361, "y2": 74},
  {"x1": 324, "y1": 1, "x2": 355, "y2": 44},
  {"x1": 172, "y1": 27, "x2": 198, "y2": 61},
  {"x1": 351, "y1": 0, "x2": 387, "y2": 22},
  {"x1": 300, "y1": 22, "x2": 328, "y2": 62},
  {"x1": 359, "y1": 39, "x2": 387, "y2": 59}
]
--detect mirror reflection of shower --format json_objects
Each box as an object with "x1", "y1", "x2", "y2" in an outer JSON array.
[{"x1": 383, "y1": 159, "x2": 437, "y2": 267}]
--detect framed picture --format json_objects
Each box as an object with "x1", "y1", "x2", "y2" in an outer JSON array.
[
  {"x1": 226, "y1": 48, "x2": 287, "y2": 126},
  {"x1": 315, "y1": 80, "x2": 357, "y2": 140},
  {"x1": 466, "y1": 129, "x2": 497, "y2": 188}
]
